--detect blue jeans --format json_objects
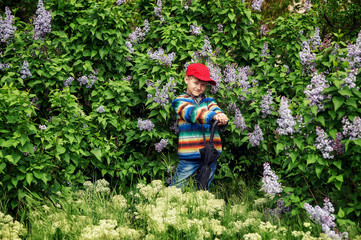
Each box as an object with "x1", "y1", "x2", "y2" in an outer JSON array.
[{"x1": 170, "y1": 159, "x2": 217, "y2": 189}]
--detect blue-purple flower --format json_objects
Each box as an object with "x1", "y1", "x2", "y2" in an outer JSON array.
[
  {"x1": 137, "y1": 118, "x2": 155, "y2": 131},
  {"x1": 304, "y1": 72, "x2": 330, "y2": 111},
  {"x1": 148, "y1": 47, "x2": 176, "y2": 67},
  {"x1": 0, "y1": 7, "x2": 16, "y2": 42},
  {"x1": 116, "y1": 0, "x2": 126, "y2": 5},
  {"x1": 248, "y1": 124, "x2": 264, "y2": 147},
  {"x1": 276, "y1": 96, "x2": 296, "y2": 135},
  {"x1": 64, "y1": 76, "x2": 74, "y2": 87},
  {"x1": 97, "y1": 105, "x2": 105, "y2": 113},
  {"x1": 148, "y1": 77, "x2": 177, "y2": 108},
  {"x1": 20, "y1": 61, "x2": 32, "y2": 79},
  {"x1": 251, "y1": 0, "x2": 264, "y2": 11},
  {"x1": 189, "y1": 23, "x2": 202, "y2": 36},
  {"x1": 234, "y1": 108, "x2": 247, "y2": 131},
  {"x1": 154, "y1": 0, "x2": 164, "y2": 22},
  {"x1": 261, "y1": 162, "x2": 282, "y2": 196},
  {"x1": 261, "y1": 90, "x2": 273, "y2": 118},
  {"x1": 342, "y1": 116, "x2": 361, "y2": 140},
  {"x1": 315, "y1": 126, "x2": 334, "y2": 159},
  {"x1": 155, "y1": 139, "x2": 168, "y2": 152},
  {"x1": 299, "y1": 41, "x2": 316, "y2": 67},
  {"x1": 33, "y1": 0, "x2": 52, "y2": 40}
]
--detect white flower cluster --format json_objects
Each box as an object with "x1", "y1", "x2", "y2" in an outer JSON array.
[
  {"x1": 261, "y1": 162, "x2": 283, "y2": 196},
  {"x1": 0, "y1": 211, "x2": 27, "y2": 240},
  {"x1": 80, "y1": 219, "x2": 142, "y2": 240},
  {"x1": 83, "y1": 179, "x2": 111, "y2": 194}
]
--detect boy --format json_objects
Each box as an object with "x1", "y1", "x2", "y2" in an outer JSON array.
[{"x1": 171, "y1": 63, "x2": 228, "y2": 189}]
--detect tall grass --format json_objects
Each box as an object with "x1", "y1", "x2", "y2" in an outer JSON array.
[{"x1": 1, "y1": 178, "x2": 360, "y2": 239}]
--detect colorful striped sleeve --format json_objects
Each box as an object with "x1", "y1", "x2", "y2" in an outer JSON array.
[
  {"x1": 172, "y1": 97, "x2": 216, "y2": 124},
  {"x1": 207, "y1": 98, "x2": 223, "y2": 114}
]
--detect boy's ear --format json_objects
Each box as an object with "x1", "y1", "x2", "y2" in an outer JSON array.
[{"x1": 184, "y1": 76, "x2": 189, "y2": 84}]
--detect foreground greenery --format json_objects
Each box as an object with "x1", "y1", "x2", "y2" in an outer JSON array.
[{"x1": 1, "y1": 178, "x2": 360, "y2": 240}]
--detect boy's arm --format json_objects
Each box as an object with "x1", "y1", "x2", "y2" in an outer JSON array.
[
  {"x1": 172, "y1": 98, "x2": 217, "y2": 124},
  {"x1": 208, "y1": 98, "x2": 229, "y2": 126},
  {"x1": 208, "y1": 98, "x2": 223, "y2": 114}
]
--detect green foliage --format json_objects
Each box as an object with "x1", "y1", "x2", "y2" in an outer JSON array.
[{"x1": 1, "y1": 0, "x2": 361, "y2": 227}]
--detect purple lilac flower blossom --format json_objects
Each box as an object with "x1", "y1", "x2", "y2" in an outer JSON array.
[
  {"x1": 299, "y1": 41, "x2": 316, "y2": 67},
  {"x1": 342, "y1": 116, "x2": 361, "y2": 140},
  {"x1": 0, "y1": 62, "x2": 10, "y2": 71},
  {"x1": 39, "y1": 124, "x2": 47, "y2": 130},
  {"x1": 155, "y1": 139, "x2": 168, "y2": 152},
  {"x1": 170, "y1": 120, "x2": 179, "y2": 134},
  {"x1": 304, "y1": 72, "x2": 330, "y2": 111},
  {"x1": 261, "y1": 90, "x2": 273, "y2": 118},
  {"x1": 304, "y1": 198, "x2": 348, "y2": 240},
  {"x1": 77, "y1": 75, "x2": 88, "y2": 86},
  {"x1": 201, "y1": 37, "x2": 214, "y2": 57},
  {"x1": 97, "y1": 105, "x2": 105, "y2": 113},
  {"x1": 116, "y1": 0, "x2": 126, "y2": 5},
  {"x1": 251, "y1": 0, "x2": 264, "y2": 11},
  {"x1": 0, "y1": 7, "x2": 16, "y2": 42},
  {"x1": 315, "y1": 126, "x2": 334, "y2": 159},
  {"x1": 310, "y1": 27, "x2": 321, "y2": 49},
  {"x1": 260, "y1": 42, "x2": 269, "y2": 59},
  {"x1": 189, "y1": 23, "x2": 202, "y2": 36},
  {"x1": 148, "y1": 47, "x2": 176, "y2": 67},
  {"x1": 128, "y1": 19, "x2": 150, "y2": 45},
  {"x1": 234, "y1": 108, "x2": 247, "y2": 131},
  {"x1": 276, "y1": 97, "x2": 296, "y2": 135},
  {"x1": 64, "y1": 76, "x2": 74, "y2": 87},
  {"x1": 20, "y1": 61, "x2": 32, "y2": 79},
  {"x1": 261, "y1": 162, "x2": 282, "y2": 196},
  {"x1": 33, "y1": 0, "x2": 52, "y2": 40},
  {"x1": 343, "y1": 68, "x2": 357, "y2": 89},
  {"x1": 304, "y1": 0, "x2": 311, "y2": 12},
  {"x1": 260, "y1": 24, "x2": 269, "y2": 36},
  {"x1": 223, "y1": 64, "x2": 251, "y2": 92},
  {"x1": 248, "y1": 124, "x2": 264, "y2": 147},
  {"x1": 346, "y1": 30, "x2": 361, "y2": 69},
  {"x1": 125, "y1": 41, "x2": 134, "y2": 54},
  {"x1": 154, "y1": 0, "x2": 164, "y2": 22},
  {"x1": 137, "y1": 118, "x2": 155, "y2": 131},
  {"x1": 217, "y1": 24, "x2": 224, "y2": 33},
  {"x1": 148, "y1": 77, "x2": 177, "y2": 107}
]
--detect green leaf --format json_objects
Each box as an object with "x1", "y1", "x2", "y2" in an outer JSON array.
[
  {"x1": 315, "y1": 166, "x2": 323, "y2": 178},
  {"x1": 26, "y1": 173, "x2": 33, "y2": 185},
  {"x1": 338, "y1": 207, "x2": 345, "y2": 218},
  {"x1": 0, "y1": 162, "x2": 6, "y2": 172},
  {"x1": 275, "y1": 142, "x2": 284, "y2": 155},
  {"x1": 315, "y1": 116, "x2": 325, "y2": 127},
  {"x1": 332, "y1": 96, "x2": 344, "y2": 111},
  {"x1": 91, "y1": 148, "x2": 102, "y2": 161},
  {"x1": 333, "y1": 160, "x2": 342, "y2": 170},
  {"x1": 228, "y1": 12, "x2": 236, "y2": 21}
]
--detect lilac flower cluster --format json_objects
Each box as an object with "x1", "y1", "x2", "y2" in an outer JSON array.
[
  {"x1": 282, "y1": 64, "x2": 290, "y2": 74},
  {"x1": 260, "y1": 42, "x2": 270, "y2": 59},
  {"x1": 234, "y1": 108, "x2": 247, "y2": 131},
  {"x1": 310, "y1": 27, "x2": 321, "y2": 49},
  {"x1": 276, "y1": 97, "x2": 296, "y2": 135},
  {"x1": 154, "y1": 0, "x2": 164, "y2": 22},
  {"x1": 248, "y1": 124, "x2": 264, "y2": 147},
  {"x1": 201, "y1": 37, "x2": 213, "y2": 57},
  {"x1": 342, "y1": 68, "x2": 357, "y2": 89},
  {"x1": 147, "y1": 47, "x2": 176, "y2": 67},
  {"x1": 251, "y1": 0, "x2": 264, "y2": 11},
  {"x1": 315, "y1": 126, "x2": 334, "y2": 159},
  {"x1": 155, "y1": 139, "x2": 168, "y2": 152},
  {"x1": 261, "y1": 90, "x2": 273, "y2": 118},
  {"x1": 124, "y1": 75, "x2": 132, "y2": 81},
  {"x1": 305, "y1": 198, "x2": 348, "y2": 240},
  {"x1": 97, "y1": 105, "x2": 105, "y2": 113},
  {"x1": 331, "y1": 132, "x2": 345, "y2": 155},
  {"x1": 39, "y1": 124, "x2": 47, "y2": 130},
  {"x1": 217, "y1": 24, "x2": 224, "y2": 33},
  {"x1": 260, "y1": 24, "x2": 269, "y2": 36},
  {"x1": 77, "y1": 73, "x2": 98, "y2": 88},
  {"x1": 346, "y1": 30, "x2": 361, "y2": 69},
  {"x1": 299, "y1": 41, "x2": 316, "y2": 68},
  {"x1": 137, "y1": 118, "x2": 155, "y2": 131},
  {"x1": 33, "y1": 0, "x2": 52, "y2": 40},
  {"x1": 0, "y1": 62, "x2": 10, "y2": 71},
  {"x1": 147, "y1": 77, "x2": 177, "y2": 107},
  {"x1": 304, "y1": 72, "x2": 330, "y2": 111},
  {"x1": 129, "y1": 20, "x2": 149, "y2": 44},
  {"x1": 64, "y1": 76, "x2": 74, "y2": 87},
  {"x1": 261, "y1": 162, "x2": 282, "y2": 196},
  {"x1": 20, "y1": 61, "x2": 32, "y2": 79},
  {"x1": 207, "y1": 61, "x2": 222, "y2": 94},
  {"x1": 0, "y1": 7, "x2": 16, "y2": 42},
  {"x1": 170, "y1": 120, "x2": 179, "y2": 134},
  {"x1": 116, "y1": 0, "x2": 126, "y2": 5},
  {"x1": 125, "y1": 41, "x2": 134, "y2": 54},
  {"x1": 223, "y1": 64, "x2": 251, "y2": 92},
  {"x1": 189, "y1": 23, "x2": 202, "y2": 36},
  {"x1": 342, "y1": 116, "x2": 361, "y2": 140},
  {"x1": 304, "y1": 0, "x2": 311, "y2": 12}
]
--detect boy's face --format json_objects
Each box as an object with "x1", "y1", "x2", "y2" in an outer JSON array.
[{"x1": 184, "y1": 76, "x2": 208, "y2": 97}]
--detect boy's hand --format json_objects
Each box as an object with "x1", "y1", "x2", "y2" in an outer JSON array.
[{"x1": 213, "y1": 113, "x2": 228, "y2": 125}]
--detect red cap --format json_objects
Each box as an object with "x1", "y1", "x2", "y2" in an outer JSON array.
[{"x1": 186, "y1": 63, "x2": 217, "y2": 86}]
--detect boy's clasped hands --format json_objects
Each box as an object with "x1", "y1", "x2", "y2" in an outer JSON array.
[{"x1": 213, "y1": 113, "x2": 228, "y2": 126}]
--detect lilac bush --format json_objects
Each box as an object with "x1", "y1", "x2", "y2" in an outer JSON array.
[
  {"x1": 33, "y1": 0, "x2": 52, "y2": 40},
  {"x1": 0, "y1": 7, "x2": 16, "y2": 42},
  {"x1": 147, "y1": 77, "x2": 177, "y2": 108},
  {"x1": 116, "y1": 0, "x2": 126, "y2": 5},
  {"x1": 346, "y1": 30, "x2": 361, "y2": 69},
  {"x1": 248, "y1": 124, "x2": 264, "y2": 147},
  {"x1": 276, "y1": 97, "x2": 296, "y2": 135},
  {"x1": 261, "y1": 162, "x2": 282, "y2": 196},
  {"x1": 96, "y1": 105, "x2": 105, "y2": 113},
  {"x1": 64, "y1": 77, "x2": 74, "y2": 87},
  {"x1": 137, "y1": 118, "x2": 155, "y2": 132},
  {"x1": 154, "y1": 0, "x2": 164, "y2": 22},
  {"x1": 310, "y1": 27, "x2": 321, "y2": 49},
  {"x1": 299, "y1": 41, "x2": 316, "y2": 71},
  {"x1": 20, "y1": 61, "x2": 32, "y2": 79},
  {"x1": 155, "y1": 139, "x2": 168, "y2": 152}
]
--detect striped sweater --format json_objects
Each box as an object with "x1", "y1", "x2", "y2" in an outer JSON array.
[{"x1": 172, "y1": 93, "x2": 223, "y2": 160}]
